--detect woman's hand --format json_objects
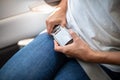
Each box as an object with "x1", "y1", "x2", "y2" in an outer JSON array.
[
  {"x1": 46, "y1": 0, "x2": 67, "y2": 34},
  {"x1": 54, "y1": 30, "x2": 98, "y2": 62}
]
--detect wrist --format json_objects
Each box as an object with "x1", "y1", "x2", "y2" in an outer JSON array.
[
  {"x1": 57, "y1": 0, "x2": 67, "y2": 12},
  {"x1": 88, "y1": 50, "x2": 106, "y2": 63}
]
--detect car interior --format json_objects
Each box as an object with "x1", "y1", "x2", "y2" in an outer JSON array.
[
  {"x1": 0, "y1": 0, "x2": 115, "y2": 80},
  {"x1": 0, "y1": 0, "x2": 60, "y2": 68}
]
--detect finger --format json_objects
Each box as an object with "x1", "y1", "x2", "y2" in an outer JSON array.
[
  {"x1": 54, "y1": 40, "x2": 64, "y2": 52},
  {"x1": 46, "y1": 19, "x2": 61, "y2": 34},
  {"x1": 69, "y1": 29, "x2": 79, "y2": 41},
  {"x1": 47, "y1": 24, "x2": 54, "y2": 34},
  {"x1": 61, "y1": 20, "x2": 67, "y2": 27},
  {"x1": 46, "y1": 20, "x2": 54, "y2": 34},
  {"x1": 79, "y1": 38, "x2": 89, "y2": 46},
  {"x1": 54, "y1": 40, "x2": 59, "y2": 47},
  {"x1": 68, "y1": 30, "x2": 88, "y2": 45}
]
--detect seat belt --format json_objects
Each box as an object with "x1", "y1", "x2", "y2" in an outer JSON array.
[
  {"x1": 40, "y1": 30, "x2": 112, "y2": 80},
  {"x1": 77, "y1": 60, "x2": 112, "y2": 80}
]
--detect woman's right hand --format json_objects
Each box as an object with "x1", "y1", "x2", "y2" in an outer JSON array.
[{"x1": 46, "y1": 0, "x2": 67, "y2": 34}]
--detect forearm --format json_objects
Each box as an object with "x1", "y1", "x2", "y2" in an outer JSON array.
[
  {"x1": 54, "y1": 29, "x2": 120, "y2": 65},
  {"x1": 91, "y1": 51, "x2": 120, "y2": 65},
  {"x1": 57, "y1": 0, "x2": 67, "y2": 12}
]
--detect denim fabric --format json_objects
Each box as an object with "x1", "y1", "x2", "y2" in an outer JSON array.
[
  {"x1": 54, "y1": 59, "x2": 90, "y2": 80},
  {"x1": 0, "y1": 33, "x2": 119, "y2": 80},
  {"x1": 0, "y1": 33, "x2": 89, "y2": 80}
]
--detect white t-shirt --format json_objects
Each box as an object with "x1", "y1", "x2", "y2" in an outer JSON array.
[{"x1": 66, "y1": 0, "x2": 120, "y2": 72}]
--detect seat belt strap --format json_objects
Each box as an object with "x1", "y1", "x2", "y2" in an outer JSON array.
[{"x1": 77, "y1": 60, "x2": 112, "y2": 80}]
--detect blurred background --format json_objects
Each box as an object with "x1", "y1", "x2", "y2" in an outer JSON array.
[{"x1": 0, "y1": 0, "x2": 60, "y2": 68}]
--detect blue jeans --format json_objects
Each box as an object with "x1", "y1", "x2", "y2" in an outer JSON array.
[
  {"x1": 0, "y1": 33, "x2": 89, "y2": 80},
  {"x1": 0, "y1": 33, "x2": 119, "y2": 80}
]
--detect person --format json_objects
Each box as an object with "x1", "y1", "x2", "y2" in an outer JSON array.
[{"x1": 0, "y1": 0, "x2": 120, "y2": 80}]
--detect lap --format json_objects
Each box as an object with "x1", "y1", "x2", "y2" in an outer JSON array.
[
  {"x1": 0, "y1": 33, "x2": 68, "y2": 80},
  {"x1": 54, "y1": 59, "x2": 90, "y2": 80},
  {"x1": 1, "y1": 33, "x2": 119, "y2": 80}
]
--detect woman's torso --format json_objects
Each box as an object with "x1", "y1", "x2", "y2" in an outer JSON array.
[{"x1": 66, "y1": 0, "x2": 120, "y2": 72}]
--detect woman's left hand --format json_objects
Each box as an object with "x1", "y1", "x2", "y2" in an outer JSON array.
[{"x1": 54, "y1": 30, "x2": 98, "y2": 62}]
